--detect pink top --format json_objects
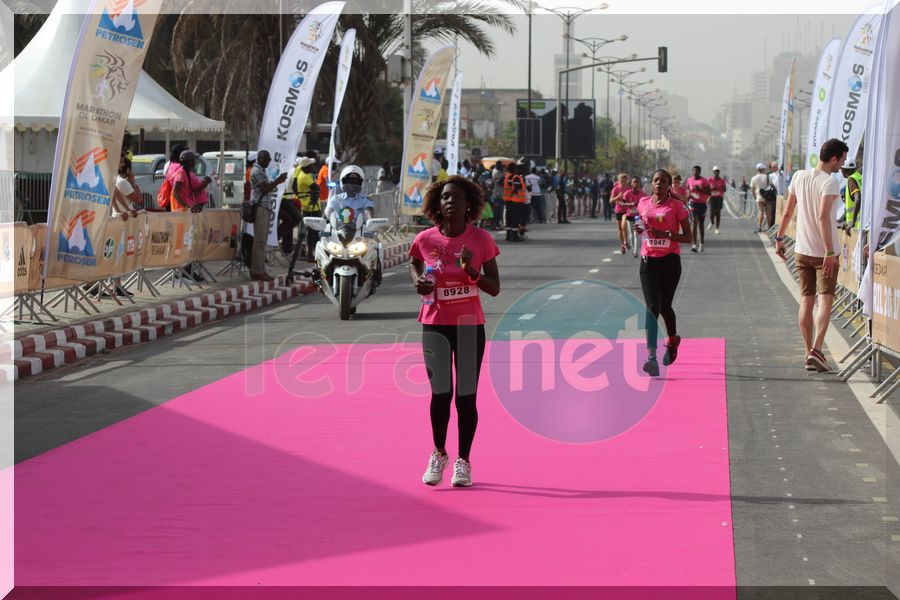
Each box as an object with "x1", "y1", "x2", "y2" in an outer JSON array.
[
  {"x1": 167, "y1": 162, "x2": 209, "y2": 211},
  {"x1": 621, "y1": 188, "x2": 646, "y2": 216},
  {"x1": 709, "y1": 177, "x2": 727, "y2": 198},
  {"x1": 612, "y1": 183, "x2": 628, "y2": 214},
  {"x1": 671, "y1": 185, "x2": 689, "y2": 204},
  {"x1": 637, "y1": 195, "x2": 690, "y2": 258},
  {"x1": 686, "y1": 176, "x2": 710, "y2": 204},
  {"x1": 409, "y1": 224, "x2": 500, "y2": 326}
]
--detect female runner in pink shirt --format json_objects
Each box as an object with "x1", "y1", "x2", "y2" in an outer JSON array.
[
  {"x1": 610, "y1": 173, "x2": 630, "y2": 254},
  {"x1": 633, "y1": 169, "x2": 693, "y2": 377},
  {"x1": 409, "y1": 176, "x2": 501, "y2": 488}
]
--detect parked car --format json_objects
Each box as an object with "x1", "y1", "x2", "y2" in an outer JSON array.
[
  {"x1": 131, "y1": 153, "x2": 218, "y2": 209},
  {"x1": 202, "y1": 151, "x2": 255, "y2": 208}
]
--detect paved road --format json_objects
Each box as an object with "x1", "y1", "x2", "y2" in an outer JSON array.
[{"x1": 15, "y1": 209, "x2": 900, "y2": 597}]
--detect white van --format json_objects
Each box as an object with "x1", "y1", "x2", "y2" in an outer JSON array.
[{"x1": 202, "y1": 151, "x2": 255, "y2": 208}]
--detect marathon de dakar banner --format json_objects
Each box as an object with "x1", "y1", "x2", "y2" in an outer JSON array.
[
  {"x1": 399, "y1": 46, "x2": 456, "y2": 216},
  {"x1": 192, "y1": 209, "x2": 241, "y2": 262},
  {"x1": 827, "y1": 5, "x2": 885, "y2": 162},
  {"x1": 44, "y1": 0, "x2": 163, "y2": 281},
  {"x1": 778, "y1": 58, "x2": 796, "y2": 175},
  {"x1": 871, "y1": 252, "x2": 900, "y2": 355},
  {"x1": 95, "y1": 213, "x2": 148, "y2": 278},
  {"x1": 806, "y1": 38, "x2": 842, "y2": 169},
  {"x1": 857, "y1": 0, "x2": 897, "y2": 315},
  {"x1": 257, "y1": 1, "x2": 344, "y2": 246},
  {"x1": 445, "y1": 71, "x2": 464, "y2": 176},
  {"x1": 143, "y1": 212, "x2": 194, "y2": 269},
  {"x1": 326, "y1": 28, "x2": 356, "y2": 184}
]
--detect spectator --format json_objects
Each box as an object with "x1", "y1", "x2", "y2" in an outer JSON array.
[
  {"x1": 840, "y1": 160, "x2": 862, "y2": 230},
  {"x1": 249, "y1": 150, "x2": 288, "y2": 282},
  {"x1": 774, "y1": 138, "x2": 848, "y2": 373},
  {"x1": 111, "y1": 156, "x2": 142, "y2": 220},
  {"x1": 171, "y1": 150, "x2": 210, "y2": 213},
  {"x1": 750, "y1": 162, "x2": 770, "y2": 233},
  {"x1": 599, "y1": 173, "x2": 614, "y2": 221},
  {"x1": 526, "y1": 167, "x2": 545, "y2": 224},
  {"x1": 491, "y1": 162, "x2": 505, "y2": 230},
  {"x1": 376, "y1": 160, "x2": 392, "y2": 194},
  {"x1": 739, "y1": 176, "x2": 750, "y2": 213},
  {"x1": 277, "y1": 158, "x2": 303, "y2": 255}
]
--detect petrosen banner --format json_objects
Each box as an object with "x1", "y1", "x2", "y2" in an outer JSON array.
[
  {"x1": 326, "y1": 28, "x2": 356, "y2": 183},
  {"x1": 806, "y1": 38, "x2": 842, "y2": 169},
  {"x1": 399, "y1": 46, "x2": 456, "y2": 216},
  {"x1": 44, "y1": 0, "x2": 163, "y2": 280},
  {"x1": 257, "y1": 1, "x2": 344, "y2": 245},
  {"x1": 778, "y1": 59, "x2": 796, "y2": 175},
  {"x1": 445, "y1": 71, "x2": 464, "y2": 176},
  {"x1": 827, "y1": 5, "x2": 884, "y2": 161}
]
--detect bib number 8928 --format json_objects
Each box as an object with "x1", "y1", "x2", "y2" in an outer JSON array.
[{"x1": 442, "y1": 286, "x2": 472, "y2": 298}]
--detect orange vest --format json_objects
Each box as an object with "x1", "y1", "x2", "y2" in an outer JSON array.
[{"x1": 503, "y1": 172, "x2": 527, "y2": 203}]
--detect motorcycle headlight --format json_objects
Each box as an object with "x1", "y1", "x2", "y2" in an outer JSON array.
[
  {"x1": 347, "y1": 240, "x2": 368, "y2": 256},
  {"x1": 325, "y1": 241, "x2": 344, "y2": 255}
]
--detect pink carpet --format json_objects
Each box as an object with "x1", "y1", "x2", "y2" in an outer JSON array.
[{"x1": 15, "y1": 338, "x2": 734, "y2": 593}]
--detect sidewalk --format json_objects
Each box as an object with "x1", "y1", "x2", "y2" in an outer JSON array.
[{"x1": 6, "y1": 237, "x2": 413, "y2": 381}]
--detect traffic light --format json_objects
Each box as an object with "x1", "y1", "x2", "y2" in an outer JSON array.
[{"x1": 658, "y1": 47, "x2": 668, "y2": 73}]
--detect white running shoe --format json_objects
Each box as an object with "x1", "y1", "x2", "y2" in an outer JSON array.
[
  {"x1": 715, "y1": 228, "x2": 720, "y2": 234},
  {"x1": 451, "y1": 457, "x2": 472, "y2": 487},
  {"x1": 699, "y1": 243, "x2": 704, "y2": 253},
  {"x1": 422, "y1": 451, "x2": 449, "y2": 486},
  {"x1": 691, "y1": 244, "x2": 698, "y2": 253}
]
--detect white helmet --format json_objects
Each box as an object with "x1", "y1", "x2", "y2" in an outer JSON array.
[{"x1": 340, "y1": 165, "x2": 365, "y2": 182}]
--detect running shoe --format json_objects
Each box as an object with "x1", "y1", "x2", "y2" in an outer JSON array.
[
  {"x1": 451, "y1": 458, "x2": 472, "y2": 487},
  {"x1": 708, "y1": 222, "x2": 713, "y2": 230},
  {"x1": 715, "y1": 228, "x2": 720, "y2": 235},
  {"x1": 663, "y1": 335, "x2": 681, "y2": 366},
  {"x1": 699, "y1": 243, "x2": 704, "y2": 253},
  {"x1": 807, "y1": 348, "x2": 832, "y2": 373},
  {"x1": 691, "y1": 244, "x2": 698, "y2": 253},
  {"x1": 422, "y1": 450, "x2": 449, "y2": 486},
  {"x1": 643, "y1": 357, "x2": 660, "y2": 377},
  {"x1": 621, "y1": 243, "x2": 627, "y2": 254}
]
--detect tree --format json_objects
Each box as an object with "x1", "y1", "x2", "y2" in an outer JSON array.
[{"x1": 153, "y1": 1, "x2": 521, "y2": 161}]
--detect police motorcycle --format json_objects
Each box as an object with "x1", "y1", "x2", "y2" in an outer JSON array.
[{"x1": 303, "y1": 166, "x2": 387, "y2": 320}]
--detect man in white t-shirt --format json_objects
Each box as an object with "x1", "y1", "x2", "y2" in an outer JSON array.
[
  {"x1": 750, "y1": 163, "x2": 770, "y2": 233},
  {"x1": 775, "y1": 138, "x2": 848, "y2": 373}
]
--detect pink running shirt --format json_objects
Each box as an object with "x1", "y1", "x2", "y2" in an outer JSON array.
[
  {"x1": 637, "y1": 195, "x2": 690, "y2": 258},
  {"x1": 686, "y1": 176, "x2": 710, "y2": 204},
  {"x1": 409, "y1": 224, "x2": 500, "y2": 326}
]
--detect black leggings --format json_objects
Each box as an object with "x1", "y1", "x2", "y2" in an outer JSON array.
[
  {"x1": 639, "y1": 253, "x2": 682, "y2": 348},
  {"x1": 422, "y1": 324, "x2": 486, "y2": 459}
]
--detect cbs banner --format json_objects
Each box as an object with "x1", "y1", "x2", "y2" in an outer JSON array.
[{"x1": 44, "y1": 0, "x2": 162, "y2": 281}]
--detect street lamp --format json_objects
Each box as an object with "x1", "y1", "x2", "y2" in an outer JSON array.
[
  {"x1": 593, "y1": 54, "x2": 637, "y2": 159},
  {"x1": 570, "y1": 34, "x2": 628, "y2": 109},
  {"x1": 534, "y1": 2, "x2": 609, "y2": 173},
  {"x1": 622, "y1": 79, "x2": 653, "y2": 146},
  {"x1": 602, "y1": 66, "x2": 646, "y2": 144}
]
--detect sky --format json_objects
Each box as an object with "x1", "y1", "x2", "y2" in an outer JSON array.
[{"x1": 438, "y1": 13, "x2": 857, "y2": 124}]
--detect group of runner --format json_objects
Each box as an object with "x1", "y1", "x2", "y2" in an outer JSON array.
[{"x1": 610, "y1": 165, "x2": 729, "y2": 255}]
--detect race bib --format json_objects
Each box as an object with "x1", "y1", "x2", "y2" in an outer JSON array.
[
  {"x1": 646, "y1": 238, "x2": 671, "y2": 249},
  {"x1": 436, "y1": 284, "x2": 479, "y2": 301}
]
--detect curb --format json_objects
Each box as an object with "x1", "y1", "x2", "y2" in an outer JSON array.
[
  {"x1": 10, "y1": 276, "x2": 317, "y2": 382},
  {"x1": 9, "y1": 240, "x2": 413, "y2": 382}
]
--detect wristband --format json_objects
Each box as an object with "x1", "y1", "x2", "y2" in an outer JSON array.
[
  {"x1": 467, "y1": 271, "x2": 481, "y2": 284},
  {"x1": 775, "y1": 237, "x2": 784, "y2": 242},
  {"x1": 824, "y1": 251, "x2": 836, "y2": 258}
]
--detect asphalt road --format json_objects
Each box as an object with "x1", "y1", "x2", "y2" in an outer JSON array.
[{"x1": 15, "y1": 209, "x2": 900, "y2": 596}]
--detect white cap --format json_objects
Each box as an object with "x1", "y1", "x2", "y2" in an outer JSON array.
[
  {"x1": 843, "y1": 160, "x2": 857, "y2": 169},
  {"x1": 299, "y1": 157, "x2": 316, "y2": 168},
  {"x1": 712, "y1": 165, "x2": 721, "y2": 171},
  {"x1": 247, "y1": 151, "x2": 258, "y2": 161},
  {"x1": 434, "y1": 146, "x2": 444, "y2": 154},
  {"x1": 756, "y1": 163, "x2": 766, "y2": 170}
]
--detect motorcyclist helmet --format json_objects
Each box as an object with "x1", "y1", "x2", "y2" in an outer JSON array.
[{"x1": 340, "y1": 165, "x2": 365, "y2": 197}]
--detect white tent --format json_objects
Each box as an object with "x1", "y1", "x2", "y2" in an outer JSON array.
[{"x1": 2, "y1": 0, "x2": 226, "y2": 171}]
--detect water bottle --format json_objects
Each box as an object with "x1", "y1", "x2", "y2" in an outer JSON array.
[
  {"x1": 421, "y1": 265, "x2": 436, "y2": 305},
  {"x1": 635, "y1": 214, "x2": 646, "y2": 244}
]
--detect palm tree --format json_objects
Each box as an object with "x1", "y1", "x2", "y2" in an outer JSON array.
[{"x1": 151, "y1": 0, "x2": 521, "y2": 159}]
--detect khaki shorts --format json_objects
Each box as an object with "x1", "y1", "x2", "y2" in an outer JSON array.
[{"x1": 796, "y1": 253, "x2": 838, "y2": 297}]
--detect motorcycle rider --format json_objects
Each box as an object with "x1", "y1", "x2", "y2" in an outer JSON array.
[{"x1": 323, "y1": 165, "x2": 382, "y2": 286}]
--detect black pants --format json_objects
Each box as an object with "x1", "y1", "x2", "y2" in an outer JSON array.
[
  {"x1": 639, "y1": 253, "x2": 682, "y2": 349},
  {"x1": 602, "y1": 196, "x2": 613, "y2": 220},
  {"x1": 422, "y1": 324, "x2": 486, "y2": 459},
  {"x1": 278, "y1": 200, "x2": 302, "y2": 253},
  {"x1": 590, "y1": 194, "x2": 599, "y2": 217},
  {"x1": 557, "y1": 193, "x2": 568, "y2": 222}
]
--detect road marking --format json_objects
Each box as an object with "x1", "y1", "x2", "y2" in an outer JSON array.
[
  {"x1": 178, "y1": 326, "x2": 227, "y2": 342},
  {"x1": 863, "y1": 477, "x2": 877, "y2": 483},
  {"x1": 892, "y1": 535, "x2": 900, "y2": 542},
  {"x1": 519, "y1": 314, "x2": 536, "y2": 321},
  {"x1": 808, "y1": 579, "x2": 816, "y2": 586},
  {"x1": 590, "y1": 268, "x2": 601, "y2": 272},
  {"x1": 383, "y1": 272, "x2": 397, "y2": 277},
  {"x1": 548, "y1": 295, "x2": 564, "y2": 301},
  {"x1": 58, "y1": 360, "x2": 130, "y2": 382},
  {"x1": 572, "y1": 280, "x2": 584, "y2": 285}
]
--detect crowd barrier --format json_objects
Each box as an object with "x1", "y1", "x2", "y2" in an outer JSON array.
[
  {"x1": 2, "y1": 209, "x2": 243, "y2": 324},
  {"x1": 769, "y1": 195, "x2": 900, "y2": 403}
]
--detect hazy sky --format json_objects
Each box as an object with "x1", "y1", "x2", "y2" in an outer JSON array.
[{"x1": 432, "y1": 13, "x2": 856, "y2": 123}]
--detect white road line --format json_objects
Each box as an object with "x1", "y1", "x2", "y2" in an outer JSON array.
[
  {"x1": 178, "y1": 326, "x2": 228, "y2": 343},
  {"x1": 518, "y1": 313, "x2": 536, "y2": 321},
  {"x1": 590, "y1": 268, "x2": 600, "y2": 273},
  {"x1": 602, "y1": 258, "x2": 612, "y2": 263},
  {"x1": 572, "y1": 280, "x2": 584, "y2": 285},
  {"x1": 382, "y1": 272, "x2": 397, "y2": 277},
  {"x1": 58, "y1": 360, "x2": 130, "y2": 382},
  {"x1": 548, "y1": 295, "x2": 564, "y2": 300}
]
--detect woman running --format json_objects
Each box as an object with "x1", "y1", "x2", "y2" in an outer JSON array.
[
  {"x1": 611, "y1": 173, "x2": 630, "y2": 253},
  {"x1": 686, "y1": 165, "x2": 710, "y2": 253},
  {"x1": 671, "y1": 174, "x2": 689, "y2": 206},
  {"x1": 634, "y1": 169, "x2": 693, "y2": 377},
  {"x1": 622, "y1": 177, "x2": 647, "y2": 257},
  {"x1": 409, "y1": 175, "x2": 501, "y2": 488}
]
